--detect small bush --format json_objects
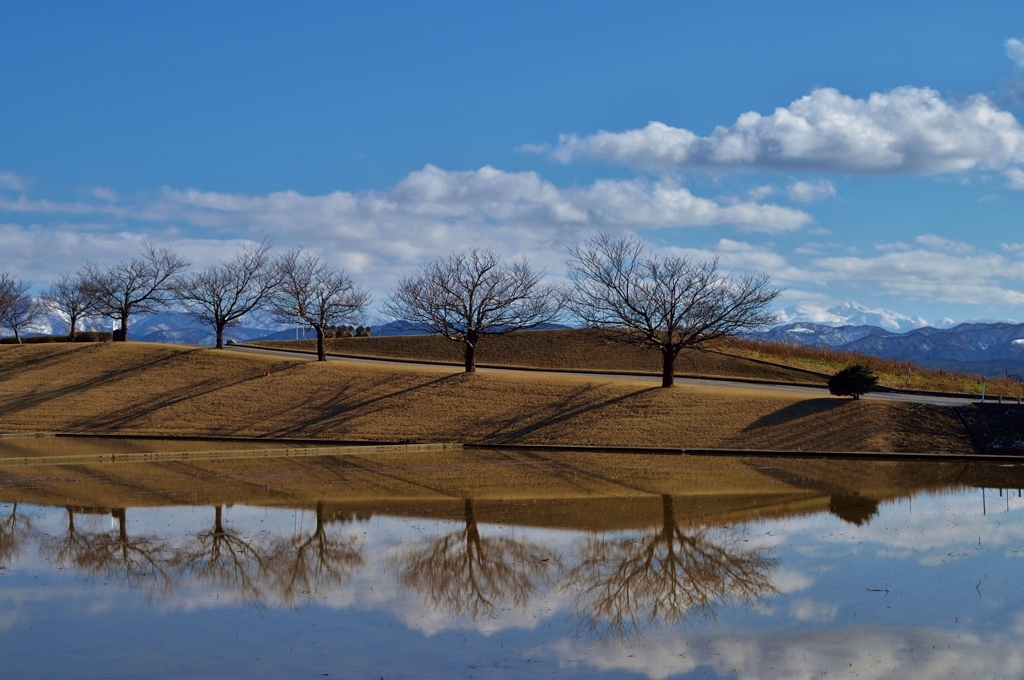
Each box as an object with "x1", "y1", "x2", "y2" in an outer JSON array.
[{"x1": 828, "y1": 364, "x2": 879, "y2": 400}]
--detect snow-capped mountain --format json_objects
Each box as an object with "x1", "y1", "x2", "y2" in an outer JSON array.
[
  {"x1": 749, "y1": 321, "x2": 1024, "y2": 377},
  {"x1": 773, "y1": 301, "x2": 940, "y2": 332}
]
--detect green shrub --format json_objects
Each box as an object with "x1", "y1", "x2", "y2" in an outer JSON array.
[{"x1": 828, "y1": 364, "x2": 879, "y2": 400}]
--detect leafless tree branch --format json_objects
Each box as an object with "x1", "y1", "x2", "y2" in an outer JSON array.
[
  {"x1": 174, "y1": 240, "x2": 281, "y2": 348},
  {"x1": 82, "y1": 242, "x2": 190, "y2": 341},
  {"x1": 383, "y1": 248, "x2": 562, "y2": 372},
  {"x1": 565, "y1": 234, "x2": 780, "y2": 387},
  {"x1": 269, "y1": 249, "x2": 371, "y2": 361}
]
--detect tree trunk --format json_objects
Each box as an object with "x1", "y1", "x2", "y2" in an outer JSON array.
[
  {"x1": 316, "y1": 327, "x2": 326, "y2": 361},
  {"x1": 661, "y1": 348, "x2": 677, "y2": 388},
  {"x1": 113, "y1": 311, "x2": 129, "y2": 342},
  {"x1": 464, "y1": 330, "x2": 478, "y2": 373},
  {"x1": 12, "y1": 327, "x2": 21, "y2": 345},
  {"x1": 215, "y1": 323, "x2": 224, "y2": 349},
  {"x1": 68, "y1": 314, "x2": 78, "y2": 342}
]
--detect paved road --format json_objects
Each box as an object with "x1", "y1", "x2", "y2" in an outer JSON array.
[{"x1": 225, "y1": 344, "x2": 980, "y2": 407}]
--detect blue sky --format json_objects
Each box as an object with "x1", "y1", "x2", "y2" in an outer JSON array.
[{"x1": 3, "y1": 1, "x2": 1024, "y2": 325}]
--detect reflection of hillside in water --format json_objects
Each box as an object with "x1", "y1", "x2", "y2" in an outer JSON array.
[{"x1": 2, "y1": 448, "x2": 1014, "y2": 532}]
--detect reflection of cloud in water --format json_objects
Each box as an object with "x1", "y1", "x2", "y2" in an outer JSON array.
[
  {"x1": 769, "y1": 568, "x2": 814, "y2": 594},
  {"x1": 552, "y1": 628, "x2": 1024, "y2": 680},
  {"x1": 0, "y1": 585, "x2": 120, "y2": 633},
  {"x1": 788, "y1": 597, "x2": 837, "y2": 622},
  {"x1": 760, "y1": 491, "x2": 1024, "y2": 569}
]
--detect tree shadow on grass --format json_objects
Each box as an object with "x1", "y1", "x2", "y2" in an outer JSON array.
[
  {"x1": 0, "y1": 343, "x2": 98, "y2": 381},
  {"x1": 0, "y1": 347, "x2": 205, "y2": 422},
  {"x1": 256, "y1": 372, "x2": 465, "y2": 439},
  {"x1": 741, "y1": 398, "x2": 847, "y2": 432},
  {"x1": 74, "y1": 359, "x2": 307, "y2": 433},
  {"x1": 477, "y1": 385, "x2": 660, "y2": 444}
]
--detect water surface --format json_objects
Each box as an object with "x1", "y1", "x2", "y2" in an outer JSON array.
[{"x1": 1, "y1": 442, "x2": 1023, "y2": 678}]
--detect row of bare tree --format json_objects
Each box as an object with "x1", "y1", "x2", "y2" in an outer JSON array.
[{"x1": 1, "y1": 233, "x2": 780, "y2": 386}]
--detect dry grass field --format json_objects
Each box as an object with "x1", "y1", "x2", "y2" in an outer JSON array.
[
  {"x1": 257, "y1": 329, "x2": 1024, "y2": 397},
  {"x1": 257, "y1": 329, "x2": 827, "y2": 384},
  {"x1": 0, "y1": 342, "x2": 972, "y2": 454}
]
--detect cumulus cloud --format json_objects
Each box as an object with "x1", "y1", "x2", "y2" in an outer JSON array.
[
  {"x1": 143, "y1": 165, "x2": 811, "y2": 236},
  {"x1": 1007, "y1": 38, "x2": 1024, "y2": 69},
  {"x1": 0, "y1": 165, "x2": 811, "y2": 297},
  {"x1": 787, "y1": 179, "x2": 836, "y2": 202},
  {"x1": 549, "y1": 87, "x2": 1024, "y2": 176}
]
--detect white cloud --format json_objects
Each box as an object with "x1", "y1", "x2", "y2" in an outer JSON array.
[
  {"x1": 787, "y1": 179, "x2": 836, "y2": 202},
  {"x1": 142, "y1": 165, "x2": 811, "y2": 237},
  {"x1": 1007, "y1": 38, "x2": 1024, "y2": 69},
  {"x1": 913, "y1": 234, "x2": 975, "y2": 254},
  {"x1": 0, "y1": 171, "x2": 27, "y2": 192},
  {"x1": 669, "y1": 235, "x2": 1024, "y2": 312},
  {"x1": 1004, "y1": 167, "x2": 1024, "y2": 189},
  {"x1": 0, "y1": 165, "x2": 811, "y2": 300},
  {"x1": 748, "y1": 184, "x2": 776, "y2": 200},
  {"x1": 549, "y1": 87, "x2": 1024, "y2": 176}
]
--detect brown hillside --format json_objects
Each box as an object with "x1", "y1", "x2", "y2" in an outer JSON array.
[
  {"x1": 255, "y1": 328, "x2": 827, "y2": 385},
  {"x1": 0, "y1": 343, "x2": 971, "y2": 454}
]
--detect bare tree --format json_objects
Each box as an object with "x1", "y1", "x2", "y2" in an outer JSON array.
[
  {"x1": 82, "y1": 242, "x2": 190, "y2": 341},
  {"x1": 42, "y1": 271, "x2": 95, "y2": 340},
  {"x1": 0, "y1": 273, "x2": 42, "y2": 344},
  {"x1": 270, "y1": 249, "x2": 371, "y2": 361},
  {"x1": 384, "y1": 248, "x2": 561, "y2": 372},
  {"x1": 566, "y1": 234, "x2": 780, "y2": 387},
  {"x1": 174, "y1": 241, "x2": 280, "y2": 349}
]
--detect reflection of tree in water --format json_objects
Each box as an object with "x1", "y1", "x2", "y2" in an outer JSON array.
[
  {"x1": 39, "y1": 507, "x2": 89, "y2": 570},
  {"x1": 0, "y1": 502, "x2": 33, "y2": 568},
  {"x1": 266, "y1": 502, "x2": 363, "y2": 606},
  {"x1": 66, "y1": 508, "x2": 175, "y2": 598},
  {"x1": 391, "y1": 498, "x2": 554, "y2": 620},
  {"x1": 563, "y1": 495, "x2": 778, "y2": 640},
  {"x1": 176, "y1": 505, "x2": 268, "y2": 603}
]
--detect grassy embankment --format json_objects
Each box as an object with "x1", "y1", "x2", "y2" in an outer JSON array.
[
  {"x1": 255, "y1": 328, "x2": 1023, "y2": 396},
  {"x1": 0, "y1": 341, "x2": 972, "y2": 454}
]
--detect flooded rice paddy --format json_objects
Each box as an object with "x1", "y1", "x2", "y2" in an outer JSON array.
[{"x1": 1, "y1": 437, "x2": 1024, "y2": 678}]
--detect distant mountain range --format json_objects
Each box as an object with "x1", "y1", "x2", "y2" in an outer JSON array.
[
  {"x1": 11, "y1": 300, "x2": 1024, "y2": 378},
  {"x1": 747, "y1": 321, "x2": 1024, "y2": 378}
]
